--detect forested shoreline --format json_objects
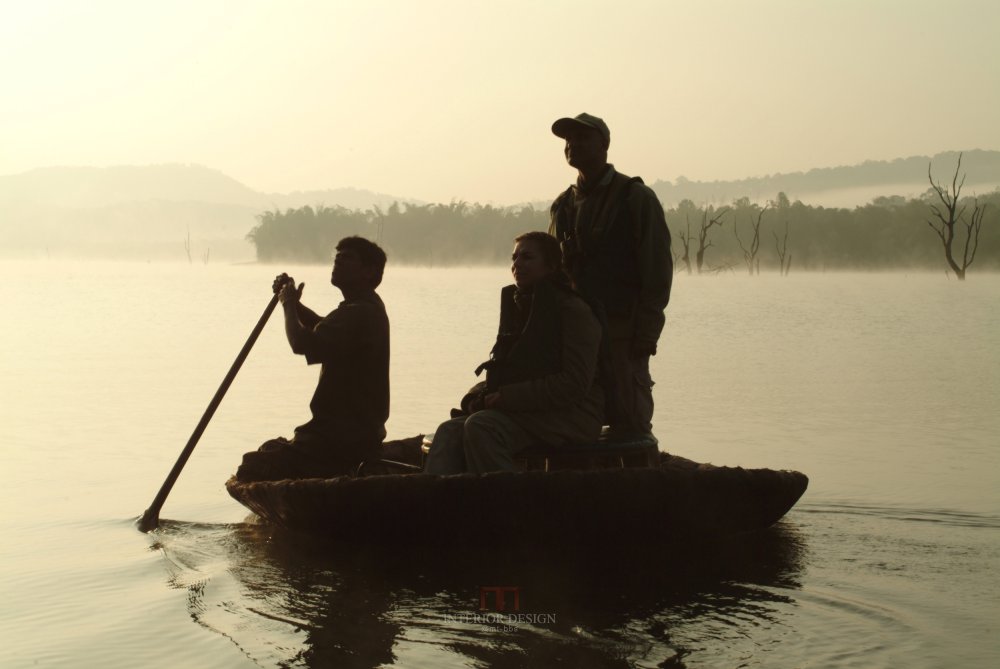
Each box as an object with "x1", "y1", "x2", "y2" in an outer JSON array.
[{"x1": 246, "y1": 190, "x2": 999, "y2": 274}]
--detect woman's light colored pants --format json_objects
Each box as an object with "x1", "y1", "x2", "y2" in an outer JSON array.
[{"x1": 424, "y1": 410, "x2": 533, "y2": 475}]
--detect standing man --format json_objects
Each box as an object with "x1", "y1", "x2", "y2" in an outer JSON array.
[
  {"x1": 237, "y1": 236, "x2": 390, "y2": 481},
  {"x1": 548, "y1": 113, "x2": 672, "y2": 440}
]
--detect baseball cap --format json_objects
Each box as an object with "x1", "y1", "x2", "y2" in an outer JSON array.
[{"x1": 551, "y1": 113, "x2": 610, "y2": 144}]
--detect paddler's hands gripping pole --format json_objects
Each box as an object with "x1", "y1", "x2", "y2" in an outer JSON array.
[{"x1": 137, "y1": 286, "x2": 283, "y2": 532}]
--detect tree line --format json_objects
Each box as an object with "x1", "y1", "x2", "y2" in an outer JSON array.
[
  {"x1": 246, "y1": 201, "x2": 543, "y2": 265},
  {"x1": 667, "y1": 189, "x2": 998, "y2": 276},
  {"x1": 247, "y1": 174, "x2": 997, "y2": 277}
]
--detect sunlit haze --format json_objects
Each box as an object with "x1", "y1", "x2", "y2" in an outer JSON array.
[{"x1": 2, "y1": 0, "x2": 998, "y2": 203}]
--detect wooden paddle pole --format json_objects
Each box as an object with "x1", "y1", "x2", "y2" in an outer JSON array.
[{"x1": 137, "y1": 293, "x2": 281, "y2": 532}]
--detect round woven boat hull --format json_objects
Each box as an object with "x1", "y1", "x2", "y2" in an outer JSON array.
[{"x1": 226, "y1": 453, "x2": 808, "y2": 544}]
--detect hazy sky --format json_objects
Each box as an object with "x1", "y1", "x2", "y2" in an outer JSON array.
[{"x1": 3, "y1": 0, "x2": 998, "y2": 204}]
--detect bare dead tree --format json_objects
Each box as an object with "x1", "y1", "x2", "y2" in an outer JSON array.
[
  {"x1": 677, "y1": 215, "x2": 694, "y2": 274},
  {"x1": 925, "y1": 153, "x2": 987, "y2": 280},
  {"x1": 695, "y1": 206, "x2": 729, "y2": 274},
  {"x1": 773, "y1": 218, "x2": 791, "y2": 276},
  {"x1": 734, "y1": 205, "x2": 768, "y2": 275}
]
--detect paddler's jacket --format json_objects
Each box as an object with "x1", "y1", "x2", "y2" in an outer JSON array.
[
  {"x1": 471, "y1": 277, "x2": 604, "y2": 446},
  {"x1": 549, "y1": 165, "x2": 672, "y2": 351}
]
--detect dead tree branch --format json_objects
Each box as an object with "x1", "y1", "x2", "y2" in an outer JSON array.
[
  {"x1": 925, "y1": 153, "x2": 985, "y2": 280},
  {"x1": 696, "y1": 206, "x2": 729, "y2": 274},
  {"x1": 773, "y1": 218, "x2": 791, "y2": 276},
  {"x1": 734, "y1": 205, "x2": 768, "y2": 275}
]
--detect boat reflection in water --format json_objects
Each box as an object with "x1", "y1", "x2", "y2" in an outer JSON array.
[{"x1": 153, "y1": 517, "x2": 807, "y2": 668}]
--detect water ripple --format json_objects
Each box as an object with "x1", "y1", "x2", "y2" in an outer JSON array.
[{"x1": 798, "y1": 502, "x2": 1000, "y2": 529}]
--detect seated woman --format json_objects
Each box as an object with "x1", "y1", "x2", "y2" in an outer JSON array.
[{"x1": 424, "y1": 231, "x2": 604, "y2": 474}]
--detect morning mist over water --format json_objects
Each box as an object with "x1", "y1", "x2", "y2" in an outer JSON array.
[{"x1": 2, "y1": 151, "x2": 998, "y2": 274}]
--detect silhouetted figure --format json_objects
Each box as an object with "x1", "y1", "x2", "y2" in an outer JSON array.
[
  {"x1": 424, "y1": 232, "x2": 603, "y2": 474},
  {"x1": 548, "y1": 113, "x2": 672, "y2": 438},
  {"x1": 238, "y1": 236, "x2": 389, "y2": 481}
]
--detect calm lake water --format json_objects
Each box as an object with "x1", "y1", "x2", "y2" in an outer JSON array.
[{"x1": 1, "y1": 260, "x2": 998, "y2": 668}]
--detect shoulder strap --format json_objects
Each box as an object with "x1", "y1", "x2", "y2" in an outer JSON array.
[{"x1": 550, "y1": 186, "x2": 575, "y2": 238}]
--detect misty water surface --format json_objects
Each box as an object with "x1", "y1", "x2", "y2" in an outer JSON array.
[{"x1": 1, "y1": 261, "x2": 997, "y2": 668}]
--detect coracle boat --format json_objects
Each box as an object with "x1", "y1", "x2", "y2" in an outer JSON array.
[{"x1": 226, "y1": 434, "x2": 809, "y2": 544}]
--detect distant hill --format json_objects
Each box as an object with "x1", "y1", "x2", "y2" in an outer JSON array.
[
  {"x1": 0, "y1": 164, "x2": 261, "y2": 209},
  {"x1": 0, "y1": 163, "x2": 420, "y2": 210},
  {"x1": 648, "y1": 150, "x2": 1000, "y2": 208},
  {"x1": 0, "y1": 164, "x2": 421, "y2": 261},
  {"x1": 1, "y1": 153, "x2": 996, "y2": 260}
]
